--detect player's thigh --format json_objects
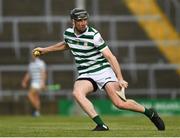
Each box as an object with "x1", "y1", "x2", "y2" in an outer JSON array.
[
  {"x1": 104, "y1": 81, "x2": 120, "y2": 91},
  {"x1": 73, "y1": 80, "x2": 94, "y2": 96},
  {"x1": 29, "y1": 88, "x2": 39, "y2": 97},
  {"x1": 104, "y1": 82, "x2": 123, "y2": 105}
]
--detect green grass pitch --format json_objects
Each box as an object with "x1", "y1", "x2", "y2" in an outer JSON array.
[{"x1": 0, "y1": 115, "x2": 179, "y2": 137}]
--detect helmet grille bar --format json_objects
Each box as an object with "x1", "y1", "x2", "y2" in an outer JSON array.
[{"x1": 70, "y1": 8, "x2": 89, "y2": 20}]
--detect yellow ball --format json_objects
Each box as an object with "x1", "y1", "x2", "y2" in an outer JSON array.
[{"x1": 33, "y1": 50, "x2": 41, "y2": 57}]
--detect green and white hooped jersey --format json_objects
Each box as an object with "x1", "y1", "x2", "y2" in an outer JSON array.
[
  {"x1": 28, "y1": 58, "x2": 46, "y2": 85},
  {"x1": 64, "y1": 27, "x2": 110, "y2": 75}
]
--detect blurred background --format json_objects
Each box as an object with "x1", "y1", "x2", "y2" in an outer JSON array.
[{"x1": 0, "y1": 0, "x2": 179, "y2": 116}]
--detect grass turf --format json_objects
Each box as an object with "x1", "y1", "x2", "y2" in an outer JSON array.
[{"x1": 0, "y1": 115, "x2": 179, "y2": 137}]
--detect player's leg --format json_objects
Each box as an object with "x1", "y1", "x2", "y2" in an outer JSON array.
[
  {"x1": 104, "y1": 82, "x2": 165, "y2": 130},
  {"x1": 33, "y1": 90, "x2": 41, "y2": 111},
  {"x1": 28, "y1": 88, "x2": 40, "y2": 116},
  {"x1": 72, "y1": 79, "x2": 109, "y2": 131},
  {"x1": 72, "y1": 80, "x2": 97, "y2": 117},
  {"x1": 105, "y1": 82, "x2": 145, "y2": 112}
]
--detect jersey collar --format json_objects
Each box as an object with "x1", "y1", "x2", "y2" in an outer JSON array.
[{"x1": 73, "y1": 26, "x2": 88, "y2": 37}]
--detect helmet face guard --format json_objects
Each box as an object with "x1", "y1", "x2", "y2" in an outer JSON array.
[{"x1": 70, "y1": 8, "x2": 89, "y2": 20}]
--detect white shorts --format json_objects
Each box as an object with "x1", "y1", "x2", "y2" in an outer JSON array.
[
  {"x1": 31, "y1": 82, "x2": 41, "y2": 90},
  {"x1": 77, "y1": 67, "x2": 118, "y2": 90}
]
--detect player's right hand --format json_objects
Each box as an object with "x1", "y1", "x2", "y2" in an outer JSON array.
[
  {"x1": 118, "y1": 80, "x2": 128, "y2": 88},
  {"x1": 32, "y1": 47, "x2": 46, "y2": 57}
]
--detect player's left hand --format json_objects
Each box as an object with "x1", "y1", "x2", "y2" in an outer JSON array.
[{"x1": 118, "y1": 80, "x2": 128, "y2": 88}]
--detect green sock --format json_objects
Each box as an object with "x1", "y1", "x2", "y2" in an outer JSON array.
[
  {"x1": 144, "y1": 108, "x2": 153, "y2": 118},
  {"x1": 92, "y1": 115, "x2": 104, "y2": 126}
]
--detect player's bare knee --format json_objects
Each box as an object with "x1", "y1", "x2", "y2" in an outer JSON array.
[
  {"x1": 113, "y1": 102, "x2": 120, "y2": 109},
  {"x1": 113, "y1": 100, "x2": 125, "y2": 109},
  {"x1": 72, "y1": 90, "x2": 82, "y2": 100},
  {"x1": 28, "y1": 92, "x2": 32, "y2": 98},
  {"x1": 72, "y1": 91, "x2": 77, "y2": 99}
]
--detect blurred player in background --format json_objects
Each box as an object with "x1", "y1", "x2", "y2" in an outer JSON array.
[
  {"x1": 32, "y1": 8, "x2": 165, "y2": 130},
  {"x1": 22, "y1": 55, "x2": 47, "y2": 117}
]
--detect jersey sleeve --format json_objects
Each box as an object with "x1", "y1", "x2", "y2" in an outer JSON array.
[
  {"x1": 37, "y1": 60, "x2": 46, "y2": 71},
  {"x1": 63, "y1": 32, "x2": 68, "y2": 44},
  {"x1": 40, "y1": 61, "x2": 46, "y2": 70},
  {"x1": 93, "y1": 33, "x2": 108, "y2": 52}
]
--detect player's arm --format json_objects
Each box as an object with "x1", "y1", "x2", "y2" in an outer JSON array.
[
  {"x1": 33, "y1": 41, "x2": 69, "y2": 56},
  {"x1": 21, "y1": 72, "x2": 30, "y2": 88},
  {"x1": 102, "y1": 47, "x2": 128, "y2": 88},
  {"x1": 94, "y1": 32, "x2": 128, "y2": 88}
]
